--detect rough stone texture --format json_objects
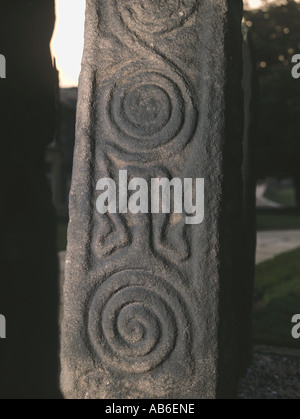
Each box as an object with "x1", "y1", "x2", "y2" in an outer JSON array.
[
  {"x1": 0, "y1": 0, "x2": 60, "y2": 398},
  {"x1": 61, "y1": 0, "x2": 244, "y2": 399}
]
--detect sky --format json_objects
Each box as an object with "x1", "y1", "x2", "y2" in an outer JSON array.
[
  {"x1": 50, "y1": 0, "x2": 288, "y2": 88},
  {"x1": 50, "y1": 0, "x2": 85, "y2": 88}
]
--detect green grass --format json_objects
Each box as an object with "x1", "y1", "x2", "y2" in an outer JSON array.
[
  {"x1": 253, "y1": 247, "x2": 300, "y2": 348},
  {"x1": 257, "y1": 211, "x2": 300, "y2": 231}
]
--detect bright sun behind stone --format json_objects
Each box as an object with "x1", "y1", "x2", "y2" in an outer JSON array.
[{"x1": 50, "y1": 0, "x2": 85, "y2": 88}]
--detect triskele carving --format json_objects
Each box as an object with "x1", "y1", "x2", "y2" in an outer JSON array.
[
  {"x1": 100, "y1": 65, "x2": 198, "y2": 159},
  {"x1": 118, "y1": 0, "x2": 199, "y2": 35},
  {"x1": 88, "y1": 270, "x2": 193, "y2": 374}
]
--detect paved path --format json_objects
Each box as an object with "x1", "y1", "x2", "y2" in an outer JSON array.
[{"x1": 256, "y1": 230, "x2": 300, "y2": 264}]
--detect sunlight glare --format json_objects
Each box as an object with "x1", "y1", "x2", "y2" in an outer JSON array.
[
  {"x1": 248, "y1": 0, "x2": 263, "y2": 8},
  {"x1": 51, "y1": 0, "x2": 85, "y2": 88}
]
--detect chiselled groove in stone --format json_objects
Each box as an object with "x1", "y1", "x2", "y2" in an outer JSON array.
[
  {"x1": 118, "y1": 0, "x2": 200, "y2": 35},
  {"x1": 95, "y1": 160, "x2": 192, "y2": 261},
  {"x1": 93, "y1": 1, "x2": 199, "y2": 270},
  {"x1": 93, "y1": 153, "x2": 132, "y2": 256},
  {"x1": 100, "y1": 66, "x2": 198, "y2": 159},
  {"x1": 152, "y1": 213, "x2": 191, "y2": 263},
  {"x1": 88, "y1": 270, "x2": 193, "y2": 374},
  {"x1": 91, "y1": 0, "x2": 198, "y2": 375},
  {"x1": 111, "y1": 0, "x2": 200, "y2": 113},
  {"x1": 93, "y1": 213, "x2": 131, "y2": 257},
  {"x1": 112, "y1": 80, "x2": 175, "y2": 137},
  {"x1": 90, "y1": 1, "x2": 198, "y2": 272}
]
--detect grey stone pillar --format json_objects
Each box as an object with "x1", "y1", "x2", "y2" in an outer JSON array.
[{"x1": 61, "y1": 0, "x2": 244, "y2": 399}]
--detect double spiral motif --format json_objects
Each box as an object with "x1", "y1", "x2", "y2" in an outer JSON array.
[
  {"x1": 118, "y1": 0, "x2": 199, "y2": 35},
  {"x1": 88, "y1": 271, "x2": 191, "y2": 373}
]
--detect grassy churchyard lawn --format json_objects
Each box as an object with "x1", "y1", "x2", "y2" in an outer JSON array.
[
  {"x1": 257, "y1": 185, "x2": 300, "y2": 230},
  {"x1": 254, "y1": 247, "x2": 300, "y2": 349},
  {"x1": 257, "y1": 211, "x2": 300, "y2": 231}
]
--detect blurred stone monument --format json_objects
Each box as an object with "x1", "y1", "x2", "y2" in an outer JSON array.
[
  {"x1": 238, "y1": 24, "x2": 259, "y2": 374},
  {"x1": 0, "y1": 0, "x2": 60, "y2": 398}
]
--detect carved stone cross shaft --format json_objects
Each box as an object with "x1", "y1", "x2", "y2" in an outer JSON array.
[{"x1": 61, "y1": 0, "x2": 244, "y2": 399}]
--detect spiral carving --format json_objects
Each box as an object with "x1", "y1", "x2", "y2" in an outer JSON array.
[
  {"x1": 88, "y1": 2, "x2": 198, "y2": 375},
  {"x1": 88, "y1": 270, "x2": 192, "y2": 373},
  {"x1": 101, "y1": 65, "x2": 197, "y2": 159},
  {"x1": 118, "y1": 0, "x2": 199, "y2": 35}
]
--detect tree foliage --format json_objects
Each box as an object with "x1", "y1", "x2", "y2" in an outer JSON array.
[{"x1": 244, "y1": 0, "x2": 300, "y2": 186}]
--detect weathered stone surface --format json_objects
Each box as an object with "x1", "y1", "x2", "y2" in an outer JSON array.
[
  {"x1": 61, "y1": 0, "x2": 244, "y2": 399},
  {"x1": 0, "y1": 0, "x2": 60, "y2": 398}
]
